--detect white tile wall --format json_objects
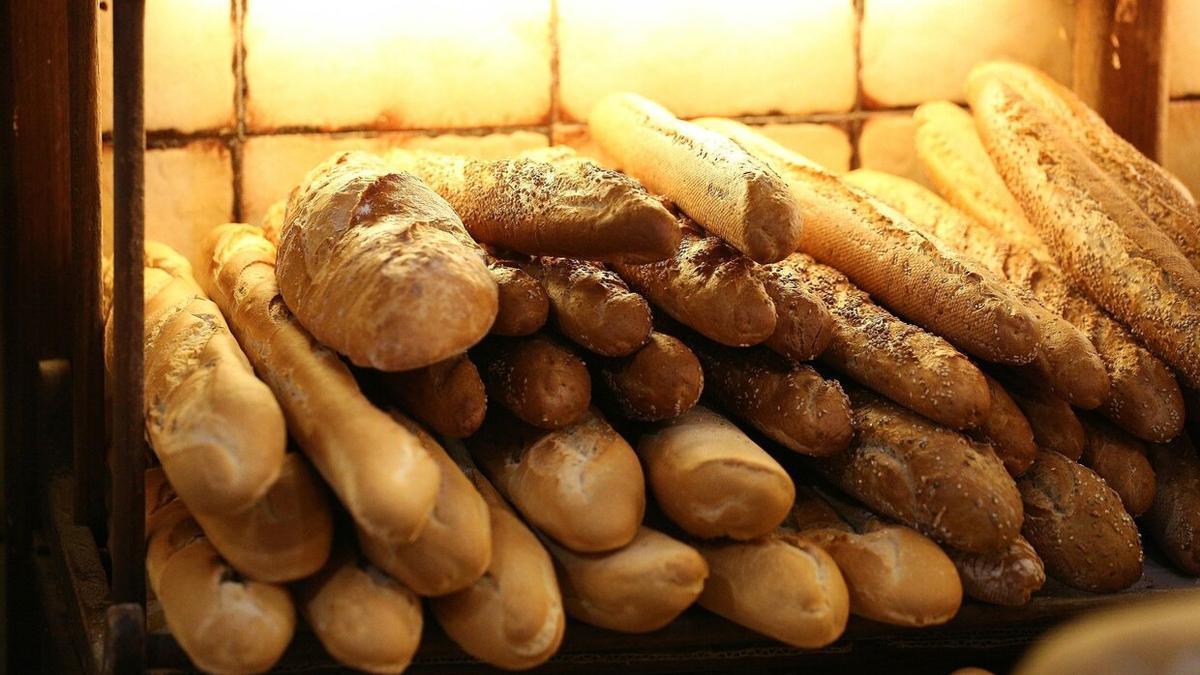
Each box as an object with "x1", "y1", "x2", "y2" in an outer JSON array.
[
  {"x1": 1169, "y1": 0, "x2": 1200, "y2": 97},
  {"x1": 1166, "y1": 101, "x2": 1200, "y2": 203}
]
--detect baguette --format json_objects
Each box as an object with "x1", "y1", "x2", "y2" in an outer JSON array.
[
  {"x1": 192, "y1": 453, "x2": 334, "y2": 583},
  {"x1": 198, "y1": 224, "x2": 440, "y2": 544},
  {"x1": 813, "y1": 390, "x2": 1023, "y2": 554},
  {"x1": 637, "y1": 406, "x2": 794, "y2": 540},
  {"x1": 593, "y1": 331, "x2": 704, "y2": 422},
  {"x1": 278, "y1": 151, "x2": 498, "y2": 371},
  {"x1": 432, "y1": 451, "x2": 565, "y2": 670},
  {"x1": 376, "y1": 354, "x2": 487, "y2": 438},
  {"x1": 694, "y1": 117, "x2": 1042, "y2": 365},
  {"x1": 686, "y1": 336, "x2": 853, "y2": 456},
  {"x1": 388, "y1": 148, "x2": 679, "y2": 264},
  {"x1": 973, "y1": 374, "x2": 1037, "y2": 477},
  {"x1": 774, "y1": 252, "x2": 990, "y2": 430},
  {"x1": 913, "y1": 99, "x2": 1184, "y2": 442},
  {"x1": 845, "y1": 169, "x2": 1109, "y2": 409},
  {"x1": 359, "y1": 413, "x2": 491, "y2": 597},
  {"x1": 998, "y1": 373, "x2": 1086, "y2": 461},
  {"x1": 519, "y1": 256, "x2": 652, "y2": 357},
  {"x1": 785, "y1": 490, "x2": 962, "y2": 627},
  {"x1": 145, "y1": 470, "x2": 295, "y2": 674},
  {"x1": 611, "y1": 219, "x2": 777, "y2": 347},
  {"x1": 1143, "y1": 436, "x2": 1200, "y2": 575},
  {"x1": 473, "y1": 334, "x2": 591, "y2": 430},
  {"x1": 1017, "y1": 450, "x2": 1143, "y2": 592},
  {"x1": 548, "y1": 526, "x2": 708, "y2": 633},
  {"x1": 755, "y1": 260, "x2": 836, "y2": 362},
  {"x1": 1080, "y1": 418, "x2": 1156, "y2": 517},
  {"x1": 299, "y1": 552, "x2": 423, "y2": 674},
  {"x1": 137, "y1": 242, "x2": 286, "y2": 516},
  {"x1": 468, "y1": 409, "x2": 645, "y2": 553},
  {"x1": 259, "y1": 198, "x2": 286, "y2": 245},
  {"x1": 697, "y1": 532, "x2": 848, "y2": 648},
  {"x1": 484, "y1": 252, "x2": 551, "y2": 337},
  {"x1": 967, "y1": 75, "x2": 1200, "y2": 390},
  {"x1": 588, "y1": 93, "x2": 802, "y2": 263},
  {"x1": 946, "y1": 535, "x2": 1045, "y2": 607}
]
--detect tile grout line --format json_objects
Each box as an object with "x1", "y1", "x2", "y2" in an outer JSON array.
[
  {"x1": 548, "y1": 0, "x2": 561, "y2": 139},
  {"x1": 849, "y1": 0, "x2": 866, "y2": 171},
  {"x1": 230, "y1": 0, "x2": 247, "y2": 223}
]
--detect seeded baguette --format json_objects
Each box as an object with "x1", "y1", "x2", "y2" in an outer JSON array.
[
  {"x1": 376, "y1": 354, "x2": 487, "y2": 438},
  {"x1": 473, "y1": 334, "x2": 592, "y2": 430},
  {"x1": 389, "y1": 147, "x2": 679, "y2": 264},
  {"x1": 484, "y1": 252, "x2": 551, "y2": 337},
  {"x1": 946, "y1": 535, "x2": 1046, "y2": 607},
  {"x1": 694, "y1": 117, "x2": 1042, "y2": 366},
  {"x1": 519, "y1": 255, "x2": 653, "y2": 357},
  {"x1": 1080, "y1": 418, "x2": 1156, "y2": 517},
  {"x1": 754, "y1": 259, "x2": 835, "y2": 361},
  {"x1": 973, "y1": 373, "x2": 1038, "y2": 477},
  {"x1": 588, "y1": 92, "x2": 803, "y2": 263},
  {"x1": 997, "y1": 373, "x2": 1086, "y2": 461},
  {"x1": 913, "y1": 100, "x2": 1184, "y2": 442},
  {"x1": 593, "y1": 331, "x2": 704, "y2": 422},
  {"x1": 1143, "y1": 436, "x2": 1200, "y2": 575},
  {"x1": 773, "y1": 252, "x2": 990, "y2": 431},
  {"x1": 611, "y1": 219, "x2": 777, "y2": 347}
]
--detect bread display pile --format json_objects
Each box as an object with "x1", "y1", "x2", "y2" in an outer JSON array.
[{"x1": 103, "y1": 62, "x2": 1200, "y2": 673}]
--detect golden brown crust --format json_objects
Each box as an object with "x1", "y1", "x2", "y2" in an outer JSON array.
[
  {"x1": 473, "y1": 335, "x2": 592, "y2": 430},
  {"x1": 813, "y1": 390, "x2": 1023, "y2": 554},
  {"x1": 377, "y1": 354, "x2": 487, "y2": 439},
  {"x1": 1080, "y1": 418, "x2": 1156, "y2": 517},
  {"x1": 695, "y1": 117, "x2": 1042, "y2": 366},
  {"x1": 612, "y1": 219, "x2": 777, "y2": 347},
  {"x1": 140, "y1": 242, "x2": 286, "y2": 517},
  {"x1": 389, "y1": 148, "x2": 679, "y2": 264},
  {"x1": 1143, "y1": 436, "x2": 1200, "y2": 576},
  {"x1": 197, "y1": 224, "x2": 441, "y2": 545},
  {"x1": 519, "y1": 256, "x2": 652, "y2": 357},
  {"x1": 1017, "y1": 451, "x2": 1143, "y2": 592},
  {"x1": 594, "y1": 332, "x2": 703, "y2": 422},
  {"x1": 973, "y1": 374, "x2": 1037, "y2": 477},
  {"x1": 946, "y1": 535, "x2": 1046, "y2": 607},
  {"x1": 638, "y1": 406, "x2": 794, "y2": 540},
  {"x1": 484, "y1": 252, "x2": 551, "y2": 337},
  {"x1": 756, "y1": 260, "x2": 835, "y2": 362},
  {"x1": 913, "y1": 100, "x2": 1184, "y2": 442},
  {"x1": 589, "y1": 93, "x2": 803, "y2": 263},
  {"x1": 278, "y1": 151, "x2": 498, "y2": 371},
  {"x1": 686, "y1": 337, "x2": 852, "y2": 457},
  {"x1": 776, "y1": 252, "x2": 990, "y2": 431},
  {"x1": 468, "y1": 409, "x2": 645, "y2": 553},
  {"x1": 260, "y1": 198, "x2": 287, "y2": 245},
  {"x1": 999, "y1": 374, "x2": 1086, "y2": 461}
]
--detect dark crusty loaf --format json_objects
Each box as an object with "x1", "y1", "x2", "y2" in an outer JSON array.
[
  {"x1": 1143, "y1": 436, "x2": 1200, "y2": 576},
  {"x1": 946, "y1": 535, "x2": 1045, "y2": 607},
  {"x1": 1080, "y1": 418, "x2": 1156, "y2": 517},
  {"x1": 593, "y1": 331, "x2": 703, "y2": 422}
]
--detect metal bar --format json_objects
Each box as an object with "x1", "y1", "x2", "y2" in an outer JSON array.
[
  {"x1": 68, "y1": 0, "x2": 105, "y2": 531},
  {"x1": 110, "y1": 0, "x2": 145, "y2": 607}
]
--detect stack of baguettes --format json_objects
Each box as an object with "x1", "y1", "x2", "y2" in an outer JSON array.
[{"x1": 103, "y1": 61, "x2": 1200, "y2": 673}]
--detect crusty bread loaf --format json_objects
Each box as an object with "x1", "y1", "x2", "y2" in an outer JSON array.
[
  {"x1": 278, "y1": 151, "x2": 498, "y2": 371},
  {"x1": 913, "y1": 99, "x2": 1184, "y2": 442},
  {"x1": 138, "y1": 241, "x2": 286, "y2": 517},
  {"x1": 432, "y1": 452, "x2": 565, "y2": 670},
  {"x1": 1144, "y1": 436, "x2": 1200, "y2": 575},
  {"x1": 483, "y1": 251, "x2": 550, "y2": 337},
  {"x1": 473, "y1": 334, "x2": 591, "y2": 430},
  {"x1": 593, "y1": 331, "x2": 703, "y2": 422},
  {"x1": 145, "y1": 470, "x2": 295, "y2": 675},
  {"x1": 755, "y1": 260, "x2": 835, "y2": 362},
  {"x1": 299, "y1": 552, "x2": 423, "y2": 674},
  {"x1": 637, "y1": 406, "x2": 794, "y2": 540},
  {"x1": 469, "y1": 409, "x2": 645, "y2": 553},
  {"x1": 611, "y1": 219, "x2": 777, "y2": 347},
  {"x1": 519, "y1": 256, "x2": 652, "y2": 357},
  {"x1": 785, "y1": 490, "x2": 962, "y2": 627},
  {"x1": 359, "y1": 413, "x2": 491, "y2": 597},
  {"x1": 773, "y1": 252, "x2": 990, "y2": 431},
  {"x1": 686, "y1": 336, "x2": 853, "y2": 456},
  {"x1": 845, "y1": 168, "x2": 1109, "y2": 409},
  {"x1": 947, "y1": 535, "x2": 1045, "y2": 607},
  {"x1": 376, "y1": 354, "x2": 487, "y2": 438},
  {"x1": 697, "y1": 532, "x2": 848, "y2": 648},
  {"x1": 695, "y1": 117, "x2": 1042, "y2": 366},
  {"x1": 389, "y1": 147, "x2": 679, "y2": 264},
  {"x1": 967, "y1": 75, "x2": 1200, "y2": 391},
  {"x1": 997, "y1": 373, "x2": 1086, "y2": 461},
  {"x1": 1017, "y1": 450, "x2": 1143, "y2": 592},
  {"x1": 589, "y1": 93, "x2": 803, "y2": 263},
  {"x1": 548, "y1": 526, "x2": 708, "y2": 633},
  {"x1": 1080, "y1": 418, "x2": 1156, "y2": 517},
  {"x1": 974, "y1": 374, "x2": 1037, "y2": 477},
  {"x1": 197, "y1": 224, "x2": 440, "y2": 545},
  {"x1": 814, "y1": 389, "x2": 1023, "y2": 554},
  {"x1": 192, "y1": 453, "x2": 334, "y2": 583},
  {"x1": 970, "y1": 61, "x2": 1200, "y2": 271}
]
